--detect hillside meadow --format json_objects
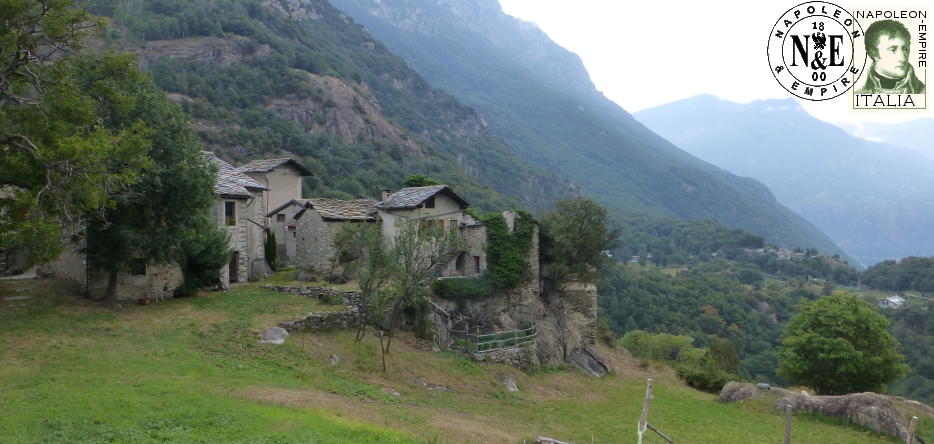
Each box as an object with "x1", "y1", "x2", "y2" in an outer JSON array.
[{"x1": 0, "y1": 273, "x2": 928, "y2": 443}]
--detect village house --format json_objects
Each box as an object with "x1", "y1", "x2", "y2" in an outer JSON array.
[
  {"x1": 235, "y1": 159, "x2": 313, "y2": 224},
  {"x1": 203, "y1": 152, "x2": 271, "y2": 285},
  {"x1": 375, "y1": 185, "x2": 486, "y2": 277},
  {"x1": 288, "y1": 185, "x2": 487, "y2": 276},
  {"x1": 291, "y1": 198, "x2": 380, "y2": 272},
  {"x1": 31, "y1": 153, "x2": 307, "y2": 297},
  {"x1": 879, "y1": 295, "x2": 906, "y2": 308}
]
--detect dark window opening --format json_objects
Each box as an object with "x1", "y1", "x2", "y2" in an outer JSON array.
[
  {"x1": 474, "y1": 256, "x2": 481, "y2": 275},
  {"x1": 424, "y1": 195, "x2": 435, "y2": 209},
  {"x1": 130, "y1": 259, "x2": 147, "y2": 276},
  {"x1": 277, "y1": 214, "x2": 286, "y2": 223},
  {"x1": 225, "y1": 202, "x2": 236, "y2": 226}
]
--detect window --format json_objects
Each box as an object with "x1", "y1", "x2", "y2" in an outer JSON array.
[
  {"x1": 225, "y1": 202, "x2": 236, "y2": 226},
  {"x1": 277, "y1": 214, "x2": 286, "y2": 223},
  {"x1": 130, "y1": 259, "x2": 147, "y2": 276},
  {"x1": 424, "y1": 195, "x2": 435, "y2": 209}
]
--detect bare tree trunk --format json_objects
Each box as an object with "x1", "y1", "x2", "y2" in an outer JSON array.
[
  {"x1": 104, "y1": 269, "x2": 119, "y2": 308},
  {"x1": 378, "y1": 330, "x2": 387, "y2": 372},
  {"x1": 385, "y1": 297, "x2": 403, "y2": 352}
]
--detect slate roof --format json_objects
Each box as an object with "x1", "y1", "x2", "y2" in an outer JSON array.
[
  {"x1": 203, "y1": 152, "x2": 269, "y2": 198},
  {"x1": 303, "y1": 198, "x2": 379, "y2": 221},
  {"x1": 236, "y1": 158, "x2": 313, "y2": 176},
  {"x1": 374, "y1": 185, "x2": 469, "y2": 210},
  {"x1": 265, "y1": 199, "x2": 305, "y2": 218}
]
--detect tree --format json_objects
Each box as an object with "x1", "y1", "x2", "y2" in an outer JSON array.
[
  {"x1": 821, "y1": 281, "x2": 835, "y2": 296},
  {"x1": 86, "y1": 73, "x2": 218, "y2": 307},
  {"x1": 173, "y1": 220, "x2": 232, "y2": 297},
  {"x1": 540, "y1": 197, "x2": 622, "y2": 296},
  {"x1": 403, "y1": 174, "x2": 443, "y2": 188},
  {"x1": 384, "y1": 217, "x2": 465, "y2": 352},
  {"x1": 264, "y1": 229, "x2": 277, "y2": 270},
  {"x1": 778, "y1": 293, "x2": 909, "y2": 395},
  {"x1": 1, "y1": 0, "x2": 153, "y2": 266}
]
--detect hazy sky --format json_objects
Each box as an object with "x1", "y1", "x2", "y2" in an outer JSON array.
[{"x1": 498, "y1": 0, "x2": 932, "y2": 125}]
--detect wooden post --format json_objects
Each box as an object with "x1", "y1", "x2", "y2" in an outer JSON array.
[
  {"x1": 784, "y1": 405, "x2": 792, "y2": 444},
  {"x1": 637, "y1": 379, "x2": 653, "y2": 444},
  {"x1": 907, "y1": 416, "x2": 918, "y2": 444}
]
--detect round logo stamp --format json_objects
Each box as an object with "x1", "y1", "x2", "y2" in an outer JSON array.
[{"x1": 768, "y1": 1, "x2": 867, "y2": 101}]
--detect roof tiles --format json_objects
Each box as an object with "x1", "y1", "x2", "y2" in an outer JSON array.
[
  {"x1": 237, "y1": 158, "x2": 313, "y2": 176},
  {"x1": 374, "y1": 185, "x2": 468, "y2": 209},
  {"x1": 304, "y1": 198, "x2": 378, "y2": 221},
  {"x1": 203, "y1": 152, "x2": 269, "y2": 198}
]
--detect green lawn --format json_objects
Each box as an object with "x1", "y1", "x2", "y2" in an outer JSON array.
[{"x1": 0, "y1": 274, "x2": 928, "y2": 443}]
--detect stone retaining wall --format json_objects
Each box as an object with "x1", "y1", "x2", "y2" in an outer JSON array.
[
  {"x1": 266, "y1": 285, "x2": 362, "y2": 332},
  {"x1": 262, "y1": 284, "x2": 362, "y2": 307},
  {"x1": 473, "y1": 343, "x2": 540, "y2": 370}
]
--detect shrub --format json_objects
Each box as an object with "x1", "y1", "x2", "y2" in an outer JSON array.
[
  {"x1": 596, "y1": 318, "x2": 616, "y2": 347},
  {"x1": 675, "y1": 362, "x2": 737, "y2": 392},
  {"x1": 619, "y1": 330, "x2": 696, "y2": 362},
  {"x1": 431, "y1": 272, "x2": 500, "y2": 309}
]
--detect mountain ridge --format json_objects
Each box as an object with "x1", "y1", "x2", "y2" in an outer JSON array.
[
  {"x1": 634, "y1": 94, "x2": 934, "y2": 265},
  {"x1": 329, "y1": 0, "x2": 855, "y2": 262}
]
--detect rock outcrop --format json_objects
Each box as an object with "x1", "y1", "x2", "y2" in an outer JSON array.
[{"x1": 719, "y1": 382, "x2": 922, "y2": 443}]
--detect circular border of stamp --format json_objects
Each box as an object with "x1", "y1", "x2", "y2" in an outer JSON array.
[{"x1": 767, "y1": 1, "x2": 867, "y2": 101}]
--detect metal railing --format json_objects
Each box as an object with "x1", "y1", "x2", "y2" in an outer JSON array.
[{"x1": 425, "y1": 298, "x2": 536, "y2": 353}]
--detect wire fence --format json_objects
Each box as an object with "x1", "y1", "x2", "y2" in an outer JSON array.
[{"x1": 426, "y1": 298, "x2": 536, "y2": 353}]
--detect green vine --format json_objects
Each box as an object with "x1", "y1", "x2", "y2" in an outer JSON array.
[{"x1": 480, "y1": 210, "x2": 537, "y2": 290}]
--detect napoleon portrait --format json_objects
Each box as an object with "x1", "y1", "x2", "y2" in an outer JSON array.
[{"x1": 856, "y1": 19, "x2": 926, "y2": 95}]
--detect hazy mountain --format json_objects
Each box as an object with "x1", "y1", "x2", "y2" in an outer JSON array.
[
  {"x1": 635, "y1": 94, "x2": 934, "y2": 265},
  {"x1": 838, "y1": 118, "x2": 934, "y2": 161},
  {"x1": 328, "y1": 0, "x2": 852, "y2": 260}
]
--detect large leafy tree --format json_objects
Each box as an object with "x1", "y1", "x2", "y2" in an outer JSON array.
[
  {"x1": 1, "y1": 0, "x2": 152, "y2": 266},
  {"x1": 540, "y1": 197, "x2": 621, "y2": 296},
  {"x1": 85, "y1": 72, "x2": 219, "y2": 307},
  {"x1": 778, "y1": 293, "x2": 909, "y2": 395}
]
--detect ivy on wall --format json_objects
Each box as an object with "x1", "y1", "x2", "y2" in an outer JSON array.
[
  {"x1": 433, "y1": 211, "x2": 537, "y2": 307},
  {"x1": 480, "y1": 210, "x2": 537, "y2": 290}
]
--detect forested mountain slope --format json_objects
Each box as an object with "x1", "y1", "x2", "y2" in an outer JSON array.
[
  {"x1": 327, "y1": 0, "x2": 851, "y2": 261},
  {"x1": 89, "y1": 0, "x2": 576, "y2": 213},
  {"x1": 635, "y1": 94, "x2": 934, "y2": 266}
]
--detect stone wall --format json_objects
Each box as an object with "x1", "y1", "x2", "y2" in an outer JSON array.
[
  {"x1": 266, "y1": 285, "x2": 363, "y2": 331},
  {"x1": 38, "y1": 246, "x2": 183, "y2": 301},
  {"x1": 212, "y1": 191, "x2": 266, "y2": 284},
  {"x1": 262, "y1": 284, "x2": 362, "y2": 307},
  {"x1": 294, "y1": 211, "x2": 355, "y2": 273},
  {"x1": 473, "y1": 343, "x2": 540, "y2": 370}
]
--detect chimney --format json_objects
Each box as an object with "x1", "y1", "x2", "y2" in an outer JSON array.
[{"x1": 381, "y1": 189, "x2": 391, "y2": 203}]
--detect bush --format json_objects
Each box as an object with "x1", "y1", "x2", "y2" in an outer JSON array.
[
  {"x1": 264, "y1": 229, "x2": 277, "y2": 271},
  {"x1": 675, "y1": 362, "x2": 737, "y2": 392},
  {"x1": 431, "y1": 272, "x2": 500, "y2": 309},
  {"x1": 174, "y1": 224, "x2": 232, "y2": 297},
  {"x1": 596, "y1": 319, "x2": 616, "y2": 347},
  {"x1": 619, "y1": 330, "x2": 696, "y2": 362}
]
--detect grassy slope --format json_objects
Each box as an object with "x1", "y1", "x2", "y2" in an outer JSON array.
[{"x1": 0, "y1": 274, "x2": 927, "y2": 443}]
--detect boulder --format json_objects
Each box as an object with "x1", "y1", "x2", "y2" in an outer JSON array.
[
  {"x1": 251, "y1": 258, "x2": 273, "y2": 280},
  {"x1": 504, "y1": 375, "x2": 519, "y2": 392},
  {"x1": 259, "y1": 327, "x2": 289, "y2": 345},
  {"x1": 568, "y1": 345, "x2": 612, "y2": 377},
  {"x1": 617, "y1": 346, "x2": 632, "y2": 356}
]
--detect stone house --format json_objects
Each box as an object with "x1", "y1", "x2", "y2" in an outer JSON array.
[
  {"x1": 265, "y1": 199, "x2": 305, "y2": 264},
  {"x1": 375, "y1": 185, "x2": 486, "y2": 277},
  {"x1": 291, "y1": 198, "x2": 379, "y2": 273},
  {"x1": 203, "y1": 152, "x2": 270, "y2": 285},
  {"x1": 235, "y1": 158, "x2": 313, "y2": 225},
  {"x1": 291, "y1": 185, "x2": 487, "y2": 276}
]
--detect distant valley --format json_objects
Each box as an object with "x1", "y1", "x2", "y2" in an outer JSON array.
[{"x1": 634, "y1": 95, "x2": 934, "y2": 266}]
